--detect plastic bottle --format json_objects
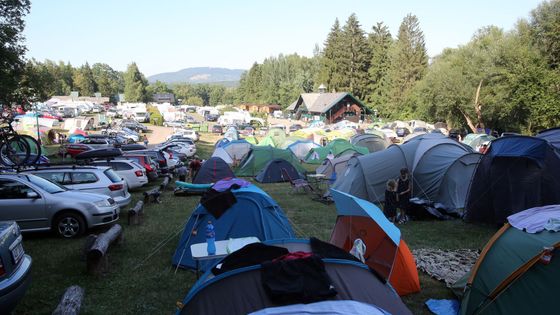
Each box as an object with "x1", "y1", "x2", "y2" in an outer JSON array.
[{"x1": 206, "y1": 221, "x2": 216, "y2": 255}]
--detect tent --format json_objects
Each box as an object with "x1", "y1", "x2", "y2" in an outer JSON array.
[
  {"x1": 178, "y1": 238, "x2": 412, "y2": 315},
  {"x1": 286, "y1": 140, "x2": 321, "y2": 159},
  {"x1": 329, "y1": 189, "x2": 420, "y2": 296},
  {"x1": 436, "y1": 153, "x2": 481, "y2": 210},
  {"x1": 536, "y1": 126, "x2": 560, "y2": 151},
  {"x1": 211, "y1": 147, "x2": 234, "y2": 165},
  {"x1": 244, "y1": 136, "x2": 258, "y2": 145},
  {"x1": 324, "y1": 128, "x2": 357, "y2": 141},
  {"x1": 255, "y1": 158, "x2": 303, "y2": 183},
  {"x1": 462, "y1": 133, "x2": 495, "y2": 151},
  {"x1": 333, "y1": 133, "x2": 472, "y2": 206},
  {"x1": 465, "y1": 136, "x2": 560, "y2": 224},
  {"x1": 257, "y1": 128, "x2": 286, "y2": 148},
  {"x1": 460, "y1": 207, "x2": 560, "y2": 314},
  {"x1": 215, "y1": 138, "x2": 230, "y2": 148},
  {"x1": 304, "y1": 139, "x2": 368, "y2": 164},
  {"x1": 172, "y1": 184, "x2": 295, "y2": 271},
  {"x1": 193, "y1": 157, "x2": 234, "y2": 184},
  {"x1": 222, "y1": 140, "x2": 252, "y2": 161},
  {"x1": 316, "y1": 153, "x2": 361, "y2": 180},
  {"x1": 223, "y1": 127, "x2": 239, "y2": 141},
  {"x1": 257, "y1": 135, "x2": 276, "y2": 147},
  {"x1": 235, "y1": 146, "x2": 306, "y2": 177},
  {"x1": 350, "y1": 134, "x2": 390, "y2": 153}
]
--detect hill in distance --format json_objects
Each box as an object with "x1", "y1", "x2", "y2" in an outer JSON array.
[{"x1": 147, "y1": 67, "x2": 245, "y2": 86}]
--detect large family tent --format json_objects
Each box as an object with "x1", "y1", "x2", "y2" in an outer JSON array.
[
  {"x1": 304, "y1": 139, "x2": 368, "y2": 164},
  {"x1": 222, "y1": 139, "x2": 252, "y2": 161},
  {"x1": 350, "y1": 133, "x2": 390, "y2": 153},
  {"x1": 436, "y1": 153, "x2": 481, "y2": 210},
  {"x1": 316, "y1": 153, "x2": 361, "y2": 180},
  {"x1": 255, "y1": 158, "x2": 303, "y2": 183},
  {"x1": 462, "y1": 133, "x2": 495, "y2": 150},
  {"x1": 192, "y1": 157, "x2": 235, "y2": 184},
  {"x1": 178, "y1": 239, "x2": 413, "y2": 315},
  {"x1": 460, "y1": 207, "x2": 560, "y2": 315},
  {"x1": 235, "y1": 146, "x2": 305, "y2": 177},
  {"x1": 285, "y1": 140, "x2": 321, "y2": 159},
  {"x1": 333, "y1": 133, "x2": 472, "y2": 205},
  {"x1": 465, "y1": 136, "x2": 560, "y2": 224},
  {"x1": 172, "y1": 184, "x2": 295, "y2": 271},
  {"x1": 329, "y1": 189, "x2": 420, "y2": 296},
  {"x1": 536, "y1": 126, "x2": 560, "y2": 151},
  {"x1": 211, "y1": 147, "x2": 234, "y2": 165}
]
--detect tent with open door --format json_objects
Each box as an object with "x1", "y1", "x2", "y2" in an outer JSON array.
[
  {"x1": 255, "y1": 158, "x2": 303, "y2": 183},
  {"x1": 329, "y1": 189, "x2": 420, "y2": 296},
  {"x1": 464, "y1": 136, "x2": 560, "y2": 224},
  {"x1": 192, "y1": 157, "x2": 234, "y2": 184},
  {"x1": 222, "y1": 139, "x2": 252, "y2": 161}
]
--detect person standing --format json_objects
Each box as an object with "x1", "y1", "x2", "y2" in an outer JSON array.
[
  {"x1": 143, "y1": 135, "x2": 149, "y2": 147},
  {"x1": 384, "y1": 179, "x2": 398, "y2": 223},
  {"x1": 176, "y1": 163, "x2": 188, "y2": 182},
  {"x1": 397, "y1": 168, "x2": 412, "y2": 223},
  {"x1": 189, "y1": 156, "x2": 202, "y2": 181}
]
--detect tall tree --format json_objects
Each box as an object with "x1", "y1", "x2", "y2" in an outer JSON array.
[
  {"x1": 390, "y1": 14, "x2": 428, "y2": 112},
  {"x1": 529, "y1": 0, "x2": 560, "y2": 69},
  {"x1": 92, "y1": 63, "x2": 123, "y2": 99},
  {"x1": 73, "y1": 62, "x2": 97, "y2": 96},
  {"x1": 367, "y1": 22, "x2": 393, "y2": 111},
  {"x1": 339, "y1": 13, "x2": 371, "y2": 100},
  {"x1": 123, "y1": 62, "x2": 148, "y2": 102},
  {"x1": 318, "y1": 18, "x2": 344, "y2": 92},
  {"x1": 1, "y1": 0, "x2": 31, "y2": 104}
]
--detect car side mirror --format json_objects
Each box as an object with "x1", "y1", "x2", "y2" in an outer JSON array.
[{"x1": 27, "y1": 191, "x2": 39, "y2": 198}]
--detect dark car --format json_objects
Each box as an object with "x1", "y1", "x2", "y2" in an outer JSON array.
[
  {"x1": 212, "y1": 125, "x2": 223, "y2": 134},
  {"x1": 0, "y1": 221, "x2": 32, "y2": 313},
  {"x1": 289, "y1": 124, "x2": 303, "y2": 133},
  {"x1": 395, "y1": 127, "x2": 411, "y2": 138},
  {"x1": 205, "y1": 114, "x2": 219, "y2": 122},
  {"x1": 121, "y1": 120, "x2": 148, "y2": 133}
]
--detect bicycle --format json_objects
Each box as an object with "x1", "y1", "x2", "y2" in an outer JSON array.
[{"x1": 0, "y1": 108, "x2": 42, "y2": 167}]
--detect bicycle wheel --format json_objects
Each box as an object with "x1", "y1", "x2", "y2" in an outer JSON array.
[
  {"x1": 0, "y1": 137, "x2": 31, "y2": 166},
  {"x1": 18, "y1": 134, "x2": 42, "y2": 165}
]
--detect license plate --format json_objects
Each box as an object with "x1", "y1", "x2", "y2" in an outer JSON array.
[{"x1": 11, "y1": 240, "x2": 24, "y2": 265}]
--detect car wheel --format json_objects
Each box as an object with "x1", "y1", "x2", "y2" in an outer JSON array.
[
  {"x1": 54, "y1": 212, "x2": 85, "y2": 238},
  {"x1": 110, "y1": 132, "x2": 116, "y2": 137}
]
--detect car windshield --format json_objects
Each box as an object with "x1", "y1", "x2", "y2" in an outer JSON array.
[{"x1": 25, "y1": 174, "x2": 67, "y2": 193}]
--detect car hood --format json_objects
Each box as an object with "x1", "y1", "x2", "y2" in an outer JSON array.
[{"x1": 56, "y1": 190, "x2": 108, "y2": 202}]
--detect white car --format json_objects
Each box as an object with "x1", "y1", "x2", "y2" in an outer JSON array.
[
  {"x1": 91, "y1": 160, "x2": 148, "y2": 189},
  {"x1": 158, "y1": 142, "x2": 196, "y2": 158},
  {"x1": 162, "y1": 151, "x2": 179, "y2": 169},
  {"x1": 163, "y1": 120, "x2": 185, "y2": 128},
  {"x1": 167, "y1": 129, "x2": 199, "y2": 142}
]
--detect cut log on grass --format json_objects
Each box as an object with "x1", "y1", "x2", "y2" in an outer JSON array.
[
  {"x1": 52, "y1": 285, "x2": 84, "y2": 315},
  {"x1": 86, "y1": 224, "x2": 123, "y2": 275},
  {"x1": 143, "y1": 188, "x2": 161, "y2": 204},
  {"x1": 80, "y1": 234, "x2": 98, "y2": 261},
  {"x1": 160, "y1": 176, "x2": 170, "y2": 191},
  {"x1": 127, "y1": 200, "x2": 144, "y2": 225}
]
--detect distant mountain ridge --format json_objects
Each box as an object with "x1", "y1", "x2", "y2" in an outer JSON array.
[{"x1": 147, "y1": 67, "x2": 245, "y2": 84}]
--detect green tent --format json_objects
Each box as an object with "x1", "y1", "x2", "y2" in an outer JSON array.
[
  {"x1": 257, "y1": 136, "x2": 276, "y2": 147},
  {"x1": 257, "y1": 129, "x2": 286, "y2": 148},
  {"x1": 244, "y1": 136, "x2": 258, "y2": 145},
  {"x1": 304, "y1": 138, "x2": 369, "y2": 164},
  {"x1": 235, "y1": 146, "x2": 306, "y2": 177},
  {"x1": 460, "y1": 223, "x2": 560, "y2": 315}
]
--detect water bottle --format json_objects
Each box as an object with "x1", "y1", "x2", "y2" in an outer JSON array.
[{"x1": 206, "y1": 221, "x2": 216, "y2": 255}]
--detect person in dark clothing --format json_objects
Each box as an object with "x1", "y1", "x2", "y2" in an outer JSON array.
[
  {"x1": 188, "y1": 156, "x2": 202, "y2": 181},
  {"x1": 176, "y1": 164, "x2": 188, "y2": 182},
  {"x1": 384, "y1": 179, "x2": 398, "y2": 222},
  {"x1": 396, "y1": 168, "x2": 412, "y2": 223}
]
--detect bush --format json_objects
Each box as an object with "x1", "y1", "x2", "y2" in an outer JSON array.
[{"x1": 147, "y1": 105, "x2": 163, "y2": 126}]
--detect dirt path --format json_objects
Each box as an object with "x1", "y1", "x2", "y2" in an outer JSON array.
[{"x1": 145, "y1": 125, "x2": 175, "y2": 146}]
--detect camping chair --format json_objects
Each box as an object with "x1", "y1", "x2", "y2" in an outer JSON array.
[{"x1": 282, "y1": 168, "x2": 314, "y2": 194}]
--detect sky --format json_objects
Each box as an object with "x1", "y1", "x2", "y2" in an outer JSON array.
[{"x1": 24, "y1": 0, "x2": 544, "y2": 76}]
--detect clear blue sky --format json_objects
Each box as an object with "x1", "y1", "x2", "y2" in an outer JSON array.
[{"x1": 24, "y1": 0, "x2": 543, "y2": 76}]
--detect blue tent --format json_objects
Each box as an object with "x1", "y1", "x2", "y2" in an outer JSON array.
[
  {"x1": 215, "y1": 138, "x2": 230, "y2": 148},
  {"x1": 172, "y1": 184, "x2": 295, "y2": 270},
  {"x1": 465, "y1": 136, "x2": 560, "y2": 224},
  {"x1": 537, "y1": 127, "x2": 560, "y2": 151},
  {"x1": 255, "y1": 158, "x2": 303, "y2": 183}
]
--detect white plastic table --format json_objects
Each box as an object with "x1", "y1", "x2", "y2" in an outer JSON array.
[{"x1": 190, "y1": 237, "x2": 260, "y2": 278}]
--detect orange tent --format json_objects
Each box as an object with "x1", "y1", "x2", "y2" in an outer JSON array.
[{"x1": 389, "y1": 240, "x2": 421, "y2": 296}]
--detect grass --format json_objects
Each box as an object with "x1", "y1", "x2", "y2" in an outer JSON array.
[{"x1": 14, "y1": 133, "x2": 496, "y2": 315}]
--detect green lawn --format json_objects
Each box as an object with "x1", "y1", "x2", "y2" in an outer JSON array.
[{"x1": 14, "y1": 134, "x2": 496, "y2": 315}]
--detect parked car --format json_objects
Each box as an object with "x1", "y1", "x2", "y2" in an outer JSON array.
[
  {"x1": 63, "y1": 143, "x2": 93, "y2": 158},
  {"x1": 0, "y1": 174, "x2": 119, "y2": 238},
  {"x1": 163, "y1": 120, "x2": 185, "y2": 128},
  {"x1": 241, "y1": 126, "x2": 254, "y2": 136},
  {"x1": 158, "y1": 142, "x2": 196, "y2": 158},
  {"x1": 212, "y1": 125, "x2": 223, "y2": 134},
  {"x1": 91, "y1": 160, "x2": 148, "y2": 189},
  {"x1": 80, "y1": 138, "x2": 112, "y2": 149},
  {"x1": 124, "y1": 150, "x2": 169, "y2": 174},
  {"x1": 205, "y1": 114, "x2": 219, "y2": 122},
  {"x1": 121, "y1": 120, "x2": 148, "y2": 133},
  {"x1": 121, "y1": 155, "x2": 159, "y2": 181},
  {"x1": 167, "y1": 129, "x2": 198, "y2": 142},
  {"x1": 289, "y1": 124, "x2": 303, "y2": 133},
  {"x1": 24, "y1": 166, "x2": 132, "y2": 208},
  {"x1": 395, "y1": 127, "x2": 411, "y2": 138},
  {"x1": 0, "y1": 221, "x2": 32, "y2": 312},
  {"x1": 185, "y1": 116, "x2": 196, "y2": 123}
]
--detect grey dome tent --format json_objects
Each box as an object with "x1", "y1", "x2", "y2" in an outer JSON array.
[
  {"x1": 333, "y1": 133, "x2": 472, "y2": 207},
  {"x1": 350, "y1": 134, "x2": 390, "y2": 153},
  {"x1": 193, "y1": 157, "x2": 234, "y2": 184},
  {"x1": 436, "y1": 153, "x2": 481, "y2": 210},
  {"x1": 316, "y1": 153, "x2": 361, "y2": 180},
  {"x1": 465, "y1": 136, "x2": 560, "y2": 224},
  {"x1": 177, "y1": 239, "x2": 412, "y2": 315},
  {"x1": 255, "y1": 158, "x2": 303, "y2": 183}
]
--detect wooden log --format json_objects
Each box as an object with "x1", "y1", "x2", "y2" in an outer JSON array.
[
  {"x1": 143, "y1": 188, "x2": 161, "y2": 203},
  {"x1": 160, "y1": 176, "x2": 170, "y2": 191},
  {"x1": 80, "y1": 234, "x2": 98, "y2": 261},
  {"x1": 52, "y1": 285, "x2": 84, "y2": 315},
  {"x1": 87, "y1": 224, "x2": 123, "y2": 275},
  {"x1": 127, "y1": 200, "x2": 144, "y2": 225}
]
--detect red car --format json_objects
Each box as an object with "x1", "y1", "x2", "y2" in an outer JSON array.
[
  {"x1": 63, "y1": 143, "x2": 92, "y2": 158},
  {"x1": 122, "y1": 154, "x2": 159, "y2": 181}
]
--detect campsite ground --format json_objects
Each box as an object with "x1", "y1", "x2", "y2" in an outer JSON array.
[{"x1": 14, "y1": 130, "x2": 497, "y2": 314}]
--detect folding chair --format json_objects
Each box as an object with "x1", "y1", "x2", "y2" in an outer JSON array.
[{"x1": 282, "y1": 168, "x2": 314, "y2": 194}]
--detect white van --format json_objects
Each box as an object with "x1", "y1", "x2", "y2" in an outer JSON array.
[{"x1": 273, "y1": 110, "x2": 283, "y2": 119}]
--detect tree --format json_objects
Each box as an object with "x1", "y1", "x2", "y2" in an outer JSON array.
[
  {"x1": 123, "y1": 62, "x2": 148, "y2": 102},
  {"x1": 73, "y1": 62, "x2": 97, "y2": 96},
  {"x1": 318, "y1": 18, "x2": 344, "y2": 92},
  {"x1": 0, "y1": 0, "x2": 31, "y2": 104},
  {"x1": 529, "y1": 0, "x2": 560, "y2": 68},
  {"x1": 339, "y1": 13, "x2": 371, "y2": 100},
  {"x1": 367, "y1": 22, "x2": 393, "y2": 111},
  {"x1": 390, "y1": 14, "x2": 428, "y2": 110},
  {"x1": 185, "y1": 96, "x2": 204, "y2": 106},
  {"x1": 92, "y1": 63, "x2": 123, "y2": 99},
  {"x1": 147, "y1": 80, "x2": 172, "y2": 97}
]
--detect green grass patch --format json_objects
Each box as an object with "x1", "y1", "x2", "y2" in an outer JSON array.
[{"x1": 14, "y1": 133, "x2": 497, "y2": 314}]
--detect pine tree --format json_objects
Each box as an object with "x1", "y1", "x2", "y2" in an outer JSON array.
[
  {"x1": 318, "y1": 18, "x2": 344, "y2": 92},
  {"x1": 340, "y1": 13, "x2": 371, "y2": 100},
  {"x1": 367, "y1": 22, "x2": 393, "y2": 111},
  {"x1": 124, "y1": 62, "x2": 148, "y2": 102},
  {"x1": 73, "y1": 62, "x2": 97, "y2": 96},
  {"x1": 390, "y1": 14, "x2": 428, "y2": 109}
]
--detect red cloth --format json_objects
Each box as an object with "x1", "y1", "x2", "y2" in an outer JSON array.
[{"x1": 273, "y1": 251, "x2": 313, "y2": 262}]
